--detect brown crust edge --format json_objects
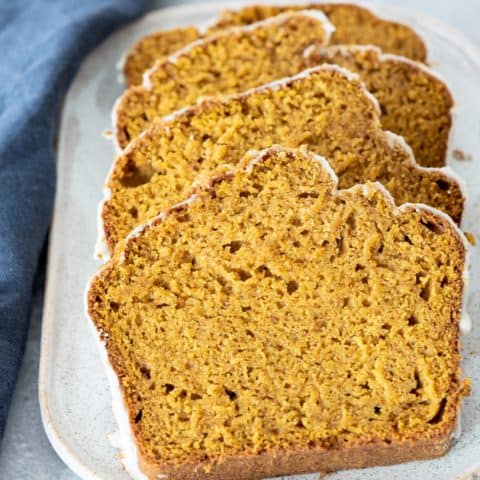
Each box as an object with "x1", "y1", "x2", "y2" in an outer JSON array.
[
  {"x1": 380, "y1": 57, "x2": 453, "y2": 168},
  {"x1": 116, "y1": 10, "x2": 332, "y2": 150},
  {"x1": 140, "y1": 433, "x2": 454, "y2": 480},
  {"x1": 86, "y1": 292, "x2": 464, "y2": 480}
]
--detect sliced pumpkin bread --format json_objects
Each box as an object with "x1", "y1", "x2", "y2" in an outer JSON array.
[
  {"x1": 99, "y1": 66, "x2": 464, "y2": 254},
  {"x1": 88, "y1": 145, "x2": 469, "y2": 480},
  {"x1": 115, "y1": 10, "x2": 334, "y2": 149}
]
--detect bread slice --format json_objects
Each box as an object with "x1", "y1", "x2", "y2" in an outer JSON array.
[
  {"x1": 122, "y1": 3, "x2": 427, "y2": 87},
  {"x1": 88, "y1": 145, "x2": 469, "y2": 480},
  {"x1": 99, "y1": 66, "x2": 464, "y2": 254},
  {"x1": 115, "y1": 10, "x2": 334, "y2": 150},
  {"x1": 304, "y1": 45, "x2": 453, "y2": 167}
]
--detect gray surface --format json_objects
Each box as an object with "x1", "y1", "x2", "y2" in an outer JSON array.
[{"x1": 0, "y1": 1, "x2": 478, "y2": 479}]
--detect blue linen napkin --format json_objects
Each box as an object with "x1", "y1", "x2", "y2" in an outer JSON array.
[{"x1": 0, "y1": 0, "x2": 153, "y2": 443}]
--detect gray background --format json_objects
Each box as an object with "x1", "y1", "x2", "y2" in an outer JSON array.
[{"x1": 0, "y1": 1, "x2": 478, "y2": 478}]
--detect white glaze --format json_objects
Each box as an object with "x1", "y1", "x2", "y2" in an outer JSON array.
[
  {"x1": 381, "y1": 51, "x2": 451, "y2": 87},
  {"x1": 94, "y1": 198, "x2": 110, "y2": 261},
  {"x1": 167, "y1": 10, "x2": 334, "y2": 66},
  {"x1": 116, "y1": 9, "x2": 335, "y2": 86},
  {"x1": 114, "y1": 140, "x2": 470, "y2": 339},
  {"x1": 101, "y1": 63, "x2": 380, "y2": 262},
  {"x1": 103, "y1": 65, "x2": 464, "y2": 266},
  {"x1": 119, "y1": 195, "x2": 200, "y2": 265},
  {"x1": 43, "y1": 2, "x2": 480, "y2": 479},
  {"x1": 158, "y1": 104, "x2": 196, "y2": 125},
  {"x1": 317, "y1": 44, "x2": 383, "y2": 56},
  {"x1": 111, "y1": 94, "x2": 126, "y2": 155},
  {"x1": 244, "y1": 145, "x2": 339, "y2": 188},
  {"x1": 224, "y1": 0, "x2": 430, "y2": 61},
  {"x1": 142, "y1": 66, "x2": 153, "y2": 90},
  {"x1": 115, "y1": 63, "x2": 351, "y2": 155},
  {"x1": 452, "y1": 413, "x2": 462, "y2": 442},
  {"x1": 101, "y1": 345, "x2": 152, "y2": 480},
  {"x1": 384, "y1": 130, "x2": 468, "y2": 223},
  {"x1": 94, "y1": 153, "x2": 116, "y2": 261},
  {"x1": 400, "y1": 199, "x2": 472, "y2": 336},
  {"x1": 116, "y1": 0, "x2": 430, "y2": 88},
  {"x1": 99, "y1": 111, "x2": 169, "y2": 262}
]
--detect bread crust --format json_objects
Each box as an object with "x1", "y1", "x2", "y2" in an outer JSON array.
[
  {"x1": 383, "y1": 57, "x2": 452, "y2": 168},
  {"x1": 139, "y1": 433, "x2": 454, "y2": 479},
  {"x1": 123, "y1": 26, "x2": 200, "y2": 87},
  {"x1": 115, "y1": 10, "x2": 333, "y2": 149}
]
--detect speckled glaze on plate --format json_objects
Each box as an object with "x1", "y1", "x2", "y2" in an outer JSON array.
[{"x1": 39, "y1": 2, "x2": 480, "y2": 479}]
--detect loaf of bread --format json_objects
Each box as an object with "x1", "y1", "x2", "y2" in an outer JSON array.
[
  {"x1": 88, "y1": 145, "x2": 469, "y2": 480},
  {"x1": 122, "y1": 2, "x2": 427, "y2": 86},
  {"x1": 99, "y1": 66, "x2": 464, "y2": 255}
]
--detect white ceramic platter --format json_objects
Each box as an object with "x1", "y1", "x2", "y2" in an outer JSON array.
[{"x1": 39, "y1": 2, "x2": 480, "y2": 479}]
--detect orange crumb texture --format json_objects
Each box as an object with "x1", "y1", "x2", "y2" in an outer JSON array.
[{"x1": 117, "y1": 33, "x2": 450, "y2": 170}]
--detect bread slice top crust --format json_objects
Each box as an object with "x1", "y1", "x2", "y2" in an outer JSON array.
[
  {"x1": 88, "y1": 145, "x2": 468, "y2": 480},
  {"x1": 115, "y1": 10, "x2": 334, "y2": 149},
  {"x1": 100, "y1": 66, "x2": 464, "y2": 254},
  {"x1": 122, "y1": 2, "x2": 427, "y2": 87},
  {"x1": 304, "y1": 45, "x2": 453, "y2": 168}
]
